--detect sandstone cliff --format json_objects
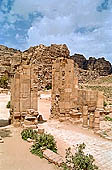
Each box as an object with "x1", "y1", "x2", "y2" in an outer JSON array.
[
  {"x1": 0, "y1": 45, "x2": 21, "y2": 78},
  {"x1": 0, "y1": 44, "x2": 111, "y2": 89},
  {"x1": 0, "y1": 44, "x2": 69, "y2": 90},
  {"x1": 71, "y1": 54, "x2": 112, "y2": 76}
]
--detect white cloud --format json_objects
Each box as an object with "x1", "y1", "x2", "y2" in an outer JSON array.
[
  {"x1": 11, "y1": 0, "x2": 39, "y2": 19},
  {"x1": 9, "y1": 0, "x2": 112, "y2": 62}
]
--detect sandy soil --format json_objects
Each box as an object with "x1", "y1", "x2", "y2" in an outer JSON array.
[
  {"x1": 0, "y1": 126, "x2": 58, "y2": 170},
  {"x1": 0, "y1": 93, "x2": 112, "y2": 170},
  {"x1": 0, "y1": 94, "x2": 57, "y2": 170}
]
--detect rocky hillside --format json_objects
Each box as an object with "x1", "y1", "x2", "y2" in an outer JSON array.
[
  {"x1": 72, "y1": 54, "x2": 112, "y2": 79},
  {"x1": 0, "y1": 45, "x2": 21, "y2": 78},
  {"x1": 0, "y1": 44, "x2": 69, "y2": 90},
  {"x1": 21, "y1": 44, "x2": 70, "y2": 89},
  {"x1": 0, "y1": 44, "x2": 111, "y2": 90},
  {"x1": 82, "y1": 75, "x2": 112, "y2": 103}
]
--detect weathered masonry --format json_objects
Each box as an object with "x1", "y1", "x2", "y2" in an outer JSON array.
[
  {"x1": 10, "y1": 64, "x2": 38, "y2": 127},
  {"x1": 51, "y1": 57, "x2": 104, "y2": 130}
]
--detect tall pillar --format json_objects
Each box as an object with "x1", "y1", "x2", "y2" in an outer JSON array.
[
  {"x1": 51, "y1": 57, "x2": 77, "y2": 119},
  {"x1": 89, "y1": 113, "x2": 94, "y2": 129},
  {"x1": 11, "y1": 64, "x2": 38, "y2": 127},
  {"x1": 94, "y1": 109, "x2": 100, "y2": 131},
  {"x1": 20, "y1": 65, "x2": 31, "y2": 112},
  {"x1": 31, "y1": 64, "x2": 38, "y2": 111},
  {"x1": 82, "y1": 106, "x2": 88, "y2": 128}
]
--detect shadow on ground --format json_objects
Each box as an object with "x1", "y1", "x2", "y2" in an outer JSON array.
[
  {"x1": 0, "y1": 119, "x2": 9, "y2": 127},
  {"x1": 0, "y1": 119, "x2": 12, "y2": 138},
  {"x1": 0, "y1": 128, "x2": 12, "y2": 138}
]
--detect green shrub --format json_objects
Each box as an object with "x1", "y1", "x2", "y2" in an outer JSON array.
[
  {"x1": 21, "y1": 129, "x2": 38, "y2": 141},
  {"x1": 62, "y1": 143, "x2": 98, "y2": 170},
  {"x1": 104, "y1": 101, "x2": 107, "y2": 107},
  {"x1": 6, "y1": 101, "x2": 10, "y2": 108},
  {"x1": 21, "y1": 129, "x2": 57, "y2": 158},
  {"x1": 30, "y1": 133, "x2": 57, "y2": 158},
  {"x1": 45, "y1": 84, "x2": 52, "y2": 90},
  {"x1": 0, "y1": 76, "x2": 8, "y2": 89},
  {"x1": 105, "y1": 116, "x2": 112, "y2": 122}
]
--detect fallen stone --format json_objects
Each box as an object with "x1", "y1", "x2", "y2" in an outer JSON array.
[
  {"x1": 22, "y1": 124, "x2": 38, "y2": 129},
  {"x1": 43, "y1": 149, "x2": 63, "y2": 166},
  {"x1": 38, "y1": 128, "x2": 45, "y2": 134}
]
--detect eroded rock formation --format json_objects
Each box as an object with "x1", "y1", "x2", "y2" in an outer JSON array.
[
  {"x1": 72, "y1": 54, "x2": 112, "y2": 76},
  {"x1": 0, "y1": 44, "x2": 69, "y2": 90},
  {"x1": 0, "y1": 44, "x2": 111, "y2": 89}
]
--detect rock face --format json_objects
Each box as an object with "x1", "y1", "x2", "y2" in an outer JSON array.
[
  {"x1": 0, "y1": 44, "x2": 111, "y2": 89},
  {"x1": 21, "y1": 44, "x2": 70, "y2": 90},
  {"x1": 71, "y1": 54, "x2": 112, "y2": 76},
  {"x1": 0, "y1": 45, "x2": 21, "y2": 78},
  {"x1": 0, "y1": 44, "x2": 69, "y2": 90}
]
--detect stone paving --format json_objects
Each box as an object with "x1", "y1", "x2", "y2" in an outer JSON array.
[{"x1": 42, "y1": 120, "x2": 112, "y2": 170}]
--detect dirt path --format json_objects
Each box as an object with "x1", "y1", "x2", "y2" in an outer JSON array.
[
  {"x1": 0, "y1": 94, "x2": 112, "y2": 170},
  {"x1": 0, "y1": 94, "x2": 57, "y2": 170},
  {"x1": 0, "y1": 126, "x2": 58, "y2": 170},
  {"x1": 39, "y1": 98, "x2": 112, "y2": 170}
]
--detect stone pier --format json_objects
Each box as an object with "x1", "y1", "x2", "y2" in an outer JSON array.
[
  {"x1": 51, "y1": 57, "x2": 104, "y2": 130},
  {"x1": 51, "y1": 57, "x2": 79, "y2": 121},
  {"x1": 10, "y1": 64, "x2": 38, "y2": 127}
]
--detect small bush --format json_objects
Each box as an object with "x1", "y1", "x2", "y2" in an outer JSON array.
[
  {"x1": 21, "y1": 129, "x2": 38, "y2": 141},
  {"x1": 105, "y1": 116, "x2": 112, "y2": 122},
  {"x1": 21, "y1": 129, "x2": 57, "y2": 158},
  {"x1": 6, "y1": 101, "x2": 10, "y2": 108},
  {"x1": 45, "y1": 84, "x2": 52, "y2": 90},
  {"x1": 62, "y1": 143, "x2": 98, "y2": 170},
  {"x1": 104, "y1": 101, "x2": 107, "y2": 107},
  {"x1": 30, "y1": 133, "x2": 57, "y2": 158},
  {"x1": 0, "y1": 76, "x2": 8, "y2": 89}
]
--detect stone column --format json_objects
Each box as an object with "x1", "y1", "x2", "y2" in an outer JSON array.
[
  {"x1": 20, "y1": 65, "x2": 31, "y2": 112},
  {"x1": 89, "y1": 113, "x2": 94, "y2": 129},
  {"x1": 13, "y1": 73, "x2": 20, "y2": 113},
  {"x1": 82, "y1": 106, "x2": 88, "y2": 128},
  {"x1": 94, "y1": 109, "x2": 100, "y2": 131},
  {"x1": 30, "y1": 64, "x2": 38, "y2": 111},
  {"x1": 11, "y1": 71, "x2": 21, "y2": 127}
]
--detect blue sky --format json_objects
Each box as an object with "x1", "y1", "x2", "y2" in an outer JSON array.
[{"x1": 0, "y1": 0, "x2": 112, "y2": 62}]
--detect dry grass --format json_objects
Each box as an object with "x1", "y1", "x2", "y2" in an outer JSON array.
[
  {"x1": 85, "y1": 85, "x2": 112, "y2": 99},
  {"x1": 88, "y1": 75, "x2": 112, "y2": 84}
]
